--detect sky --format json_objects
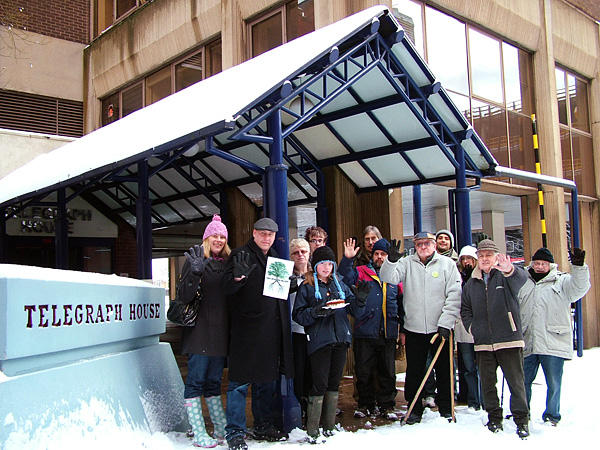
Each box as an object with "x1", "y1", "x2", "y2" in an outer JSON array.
[{"x1": 5, "y1": 347, "x2": 599, "y2": 449}]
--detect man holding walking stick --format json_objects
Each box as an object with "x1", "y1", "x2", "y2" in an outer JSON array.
[
  {"x1": 380, "y1": 232, "x2": 462, "y2": 425},
  {"x1": 461, "y1": 239, "x2": 530, "y2": 439}
]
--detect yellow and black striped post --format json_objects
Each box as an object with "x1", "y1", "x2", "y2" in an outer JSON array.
[{"x1": 531, "y1": 114, "x2": 547, "y2": 248}]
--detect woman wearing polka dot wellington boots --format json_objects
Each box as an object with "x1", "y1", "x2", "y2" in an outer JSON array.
[{"x1": 178, "y1": 215, "x2": 231, "y2": 447}]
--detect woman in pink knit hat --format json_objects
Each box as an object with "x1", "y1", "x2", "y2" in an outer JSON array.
[{"x1": 177, "y1": 214, "x2": 231, "y2": 447}]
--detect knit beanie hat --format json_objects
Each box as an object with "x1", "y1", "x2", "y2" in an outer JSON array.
[
  {"x1": 311, "y1": 246, "x2": 345, "y2": 301},
  {"x1": 436, "y1": 229, "x2": 455, "y2": 248},
  {"x1": 477, "y1": 239, "x2": 499, "y2": 253},
  {"x1": 532, "y1": 247, "x2": 554, "y2": 263},
  {"x1": 203, "y1": 215, "x2": 228, "y2": 240},
  {"x1": 371, "y1": 238, "x2": 390, "y2": 254}
]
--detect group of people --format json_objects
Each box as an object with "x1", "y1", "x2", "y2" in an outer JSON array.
[{"x1": 175, "y1": 214, "x2": 590, "y2": 448}]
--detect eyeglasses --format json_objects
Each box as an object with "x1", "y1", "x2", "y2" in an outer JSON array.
[
  {"x1": 310, "y1": 239, "x2": 325, "y2": 244},
  {"x1": 291, "y1": 249, "x2": 309, "y2": 256},
  {"x1": 414, "y1": 241, "x2": 433, "y2": 248}
]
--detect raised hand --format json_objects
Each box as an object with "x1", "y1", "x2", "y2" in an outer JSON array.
[
  {"x1": 387, "y1": 239, "x2": 406, "y2": 263},
  {"x1": 233, "y1": 251, "x2": 257, "y2": 279},
  {"x1": 351, "y1": 280, "x2": 372, "y2": 306},
  {"x1": 343, "y1": 237, "x2": 360, "y2": 259},
  {"x1": 184, "y1": 245, "x2": 212, "y2": 275},
  {"x1": 495, "y1": 253, "x2": 513, "y2": 273},
  {"x1": 569, "y1": 248, "x2": 586, "y2": 266}
]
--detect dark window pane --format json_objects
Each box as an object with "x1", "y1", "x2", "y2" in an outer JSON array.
[
  {"x1": 251, "y1": 12, "x2": 283, "y2": 58},
  {"x1": 472, "y1": 100, "x2": 508, "y2": 181},
  {"x1": 425, "y1": 7, "x2": 468, "y2": 95},
  {"x1": 569, "y1": 75, "x2": 589, "y2": 132},
  {"x1": 117, "y1": 0, "x2": 136, "y2": 19},
  {"x1": 503, "y1": 44, "x2": 534, "y2": 114},
  {"x1": 286, "y1": 0, "x2": 315, "y2": 42},
  {"x1": 556, "y1": 68, "x2": 568, "y2": 126},
  {"x1": 507, "y1": 111, "x2": 536, "y2": 187},
  {"x1": 206, "y1": 40, "x2": 222, "y2": 78},
  {"x1": 572, "y1": 133, "x2": 595, "y2": 196},
  {"x1": 560, "y1": 128, "x2": 573, "y2": 181},
  {"x1": 122, "y1": 83, "x2": 143, "y2": 117},
  {"x1": 176, "y1": 52, "x2": 203, "y2": 92},
  {"x1": 469, "y1": 29, "x2": 503, "y2": 104},
  {"x1": 101, "y1": 92, "x2": 119, "y2": 126}
]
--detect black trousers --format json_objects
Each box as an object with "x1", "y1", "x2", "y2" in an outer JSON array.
[
  {"x1": 404, "y1": 330, "x2": 452, "y2": 416},
  {"x1": 309, "y1": 343, "x2": 348, "y2": 396},
  {"x1": 353, "y1": 335, "x2": 397, "y2": 409},
  {"x1": 476, "y1": 348, "x2": 529, "y2": 425},
  {"x1": 292, "y1": 332, "x2": 312, "y2": 412}
]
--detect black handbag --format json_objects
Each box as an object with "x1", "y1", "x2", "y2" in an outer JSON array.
[{"x1": 167, "y1": 283, "x2": 202, "y2": 327}]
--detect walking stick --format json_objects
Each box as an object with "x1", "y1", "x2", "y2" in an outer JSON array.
[
  {"x1": 449, "y1": 330, "x2": 456, "y2": 422},
  {"x1": 402, "y1": 333, "x2": 446, "y2": 425}
]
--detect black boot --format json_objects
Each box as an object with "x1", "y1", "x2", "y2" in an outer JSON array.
[
  {"x1": 321, "y1": 391, "x2": 339, "y2": 436},
  {"x1": 516, "y1": 423, "x2": 530, "y2": 439}
]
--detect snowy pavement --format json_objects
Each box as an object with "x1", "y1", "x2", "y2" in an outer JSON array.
[{"x1": 4, "y1": 347, "x2": 599, "y2": 449}]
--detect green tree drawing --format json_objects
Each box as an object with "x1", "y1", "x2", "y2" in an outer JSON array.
[{"x1": 267, "y1": 261, "x2": 290, "y2": 295}]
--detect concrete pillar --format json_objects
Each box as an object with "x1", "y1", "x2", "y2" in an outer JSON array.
[
  {"x1": 531, "y1": 0, "x2": 568, "y2": 268},
  {"x1": 434, "y1": 205, "x2": 450, "y2": 232},
  {"x1": 481, "y1": 210, "x2": 507, "y2": 254}
]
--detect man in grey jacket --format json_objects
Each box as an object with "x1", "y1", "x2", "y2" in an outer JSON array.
[
  {"x1": 380, "y1": 231, "x2": 461, "y2": 424},
  {"x1": 519, "y1": 246, "x2": 590, "y2": 426},
  {"x1": 461, "y1": 239, "x2": 529, "y2": 438}
]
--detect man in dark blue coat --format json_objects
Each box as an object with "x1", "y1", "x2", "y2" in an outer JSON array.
[{"x1": 339, "y1": 237, "x2": 403, "y2": 420}]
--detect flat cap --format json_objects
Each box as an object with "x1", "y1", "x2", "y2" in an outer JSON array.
[
  {"x1": 413, "y1": 231, "x2": 436, "y2": 241},
  {"x1": 254, "y1": 217, "x2": 278, "y2": 232}
]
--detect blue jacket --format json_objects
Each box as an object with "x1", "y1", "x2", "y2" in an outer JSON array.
[
  {"x1": 292, "y1": 278, "x2": 364, "y2": 355},
  {"x1": 338, "y1": 256, "x2": 403, "y2": 339}
]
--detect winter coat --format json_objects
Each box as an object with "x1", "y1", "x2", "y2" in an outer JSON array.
[
  {"x1": 178, "y1": 257, "x2": 229, "y2": 357},
  {"x1": 292, "y1": 277, "x2": 364, "y2": 355},
  {"x1": 221, "y1": 238, "x2": 294, "y2": 383},
  {"x1": 289, "y1": 273, "x2": 306, "y2": 335},
  {"x1": 518, "y1": 263, "x2": 590, "y2": 360},
  {"x1": 338, "y1": 256, "x2": 403, "y2": 339},
  {"x1": 379, "y1": 252, "x2": 462, "y2": 334},
  {"x1": 461, "y1": 266, "x2": 528, "y2": 352}
]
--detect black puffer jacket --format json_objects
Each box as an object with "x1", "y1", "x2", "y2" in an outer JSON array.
[{"x1": 461, "y1": 266, "x2": 528, "y2": 352}]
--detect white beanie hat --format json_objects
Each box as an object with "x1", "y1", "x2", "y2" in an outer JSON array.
[{"x1": 459, "y1": 245, "x2": 478, "y2": 260}]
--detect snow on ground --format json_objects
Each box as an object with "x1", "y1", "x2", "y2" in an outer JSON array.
[{"x1": 6, "y1": 348, "x2": 600, "y2": 449}]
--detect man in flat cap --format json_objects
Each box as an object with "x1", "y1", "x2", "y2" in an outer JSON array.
[
  {"x1": 380, "y1": 232, "x2": 462, "y2": 424},
  {"x1": 221, "y1": 217, "x2": 293, "y2": 450},
  {"x1": 461, "y1": 239, "x2": 529, "y2": 438}
]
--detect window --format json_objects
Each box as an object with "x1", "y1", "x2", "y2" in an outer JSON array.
[
  {"x1": 403, "y1": 2, "x2": 537, "y2": 186},
  {"x1": 93, "y1": 0, "x2": 146, "y2": 37},
  {"x1": 249, "y1": 0, "x2": 315, "y2": 58},
  {"x1": 556, "y1": 68, "x2": 594, "y2": 197},
  {"x1": 100, "y1": 40, "x2": 222, "y2": 127}
]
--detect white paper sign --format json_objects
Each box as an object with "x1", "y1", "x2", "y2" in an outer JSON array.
[{"x1": 263, "y1": 257, "x2": 295, "y2": 300}]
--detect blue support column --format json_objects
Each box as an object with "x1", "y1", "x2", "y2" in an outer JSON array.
[
  {"x1": 454, "y1": 145, "x2": 472, "y2": 250},
  {"x1": 136, "y1": 161, "x2": 153, "y2": 280},
  {"x1": 412, "y1": 185, "x2": 422, "y2": 233},
  {"x1": 571, "y1": 189, "x2": 583, "y2": 357},
  {"x1": 265, "y1": 110, "x2": 301, "y2": 433},
  {"x1": 55, "y1": 188, "x2": 69, "y2": 269}
]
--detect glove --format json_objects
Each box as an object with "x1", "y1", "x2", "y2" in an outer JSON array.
[
  {"x1": 569, "y1": 248, "x2": 586, "y2": 266},
  {"x1": 350, "y1": 280, "x2": 372, "y2": 307},
  {"x1": 437, "y1": 326, "x2": 451, "y2": 340},
  {"x1": 289, "y1": 275, "x2": 300, "y2": 294},
  {"x1": 310, "y1": 302, "x2": 332, "y2": 319},
  {"x1": 387, "y1": 239, "x2": 406, "y2": 263},
  {"x1": 184, "y1": 245, "x2": 212, "y2": 275},
  {"x1": 233, "y1": 251, "x2": 257, "y2": 279},
  {"x1": 462, "y1": 265, "x2": 474, "y2": 280}
]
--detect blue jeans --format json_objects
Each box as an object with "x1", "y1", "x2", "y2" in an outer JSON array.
[
  {"x1": 458, "y1": 343, "x2": 483, "y2": 408},
  {"x1": 524, "y1": 354, "x2": 564, "y2": 423},
  {"x1": 225, "y1": 380, "x2": 276, "y2": 440},
  {"x1": 184, "y1": 354, "x2": 226, "y2": 399}
]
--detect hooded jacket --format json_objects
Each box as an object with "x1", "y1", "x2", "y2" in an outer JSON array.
[
  {"x1": 338, "y1": 256, "x2": 403, "y2": 339},
  {"x1": 379, "y1": 251, "x2": 461, "y2": 334},
  {"x1": 461, "y1": 265, "x2": 528, "y2": 351},
  {"x1": 518, "y1": 263, "x2": 590, "y2": 360}
]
